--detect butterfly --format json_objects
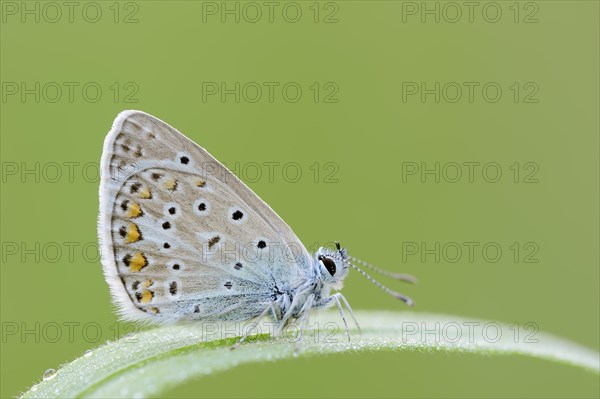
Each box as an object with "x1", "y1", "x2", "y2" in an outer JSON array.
[{"x1": 98, "y1": 111, "x2": 415, "y2": 343}]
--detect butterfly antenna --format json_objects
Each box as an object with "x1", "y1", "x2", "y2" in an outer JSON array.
[
  {"x1": 349, "y1": 255, "x2": 417, "y2": 284},
  {"x1": 346, "y1": 260, "x2": 414, "y2": 306}
]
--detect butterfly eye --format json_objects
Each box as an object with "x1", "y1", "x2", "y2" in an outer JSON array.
[{"x1": 319, "y1": 256, "x2": 337, "y2": 276}]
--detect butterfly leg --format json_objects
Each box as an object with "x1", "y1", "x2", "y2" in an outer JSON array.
[
  {"x1": 293, "y1": 294, "x2": 316, "y2": 354},
  {"x1": 334, "y1": 295, "x2": 351, "y2": 342},
  {"x1": 296, "y1": 294, "x2": 316, "y2": 343},
  {"x1": 332, "y1": 292, "x2": 361, "y2": 335},
  {"x1": 276, "y1": 293, "x2": 305, "y2": 336},
  {"x1": 317, "y1": 293, "x2": 361, "y2": 341},
  {"x1": 230, "y1": 304, "x2": 274, "y2": 350},
  {"x1": 269, "y1": 301, "x2": 282, "y2": 324}
]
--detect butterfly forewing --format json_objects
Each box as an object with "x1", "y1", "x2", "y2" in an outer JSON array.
[{"x1": 99, "y1": 111, "x2": 311, "y2": 323}]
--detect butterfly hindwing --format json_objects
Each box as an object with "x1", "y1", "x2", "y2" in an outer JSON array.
[{"x1": 99, "y1": 111, "x2": 311, "y2": 323}]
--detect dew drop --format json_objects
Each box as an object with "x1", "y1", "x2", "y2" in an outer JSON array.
[
  {"x1": 43, "y1": 368, "x2": 57, "y2": 381},
  {"x1": 30, "y1": 385, "x2": 38, "y2": 392},
  {"x1": 83, "y1": 349, "x2": 93, "y2": 357}
]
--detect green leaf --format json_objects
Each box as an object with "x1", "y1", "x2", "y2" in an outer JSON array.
[{"x1": 21, "y1": 311, "x2": 599, "y2": 398}]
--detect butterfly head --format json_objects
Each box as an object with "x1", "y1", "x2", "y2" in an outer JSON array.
[{"x1": 315, "y1": 242, "x2": 349, "y2": 290}]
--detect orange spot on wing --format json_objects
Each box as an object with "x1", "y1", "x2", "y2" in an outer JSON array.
[
  {"x1": 139, "y1": 188, "x2": 152, "y2": 199},
  {"x1": 165, "y1": 179, "x2": 178, "y2": 191},
  {"x1": 126, "y1": 223, "x2": 142, "y2": 243},
  {"x1": 129, "y1": 252, "x2": 148, "y2": 272},
  {"x1": 140, "y1": 290, "x2": 153, "y2": 304},
  {"x1": 127, "y1": 202, "x2": 143, "y2": 218}
]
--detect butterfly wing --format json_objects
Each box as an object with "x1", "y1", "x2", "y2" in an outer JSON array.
[{"x1": 98, "y1": 110, "x2": 311, "y2": 323}]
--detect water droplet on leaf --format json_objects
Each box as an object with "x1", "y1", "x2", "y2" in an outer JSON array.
[{"x1": 43, "y1": 369, "x2": 57, "y2": 381}]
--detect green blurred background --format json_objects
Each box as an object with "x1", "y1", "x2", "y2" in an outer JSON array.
[{"x1": 1, "y1": 1, "x2": 598, "y2": 397}]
